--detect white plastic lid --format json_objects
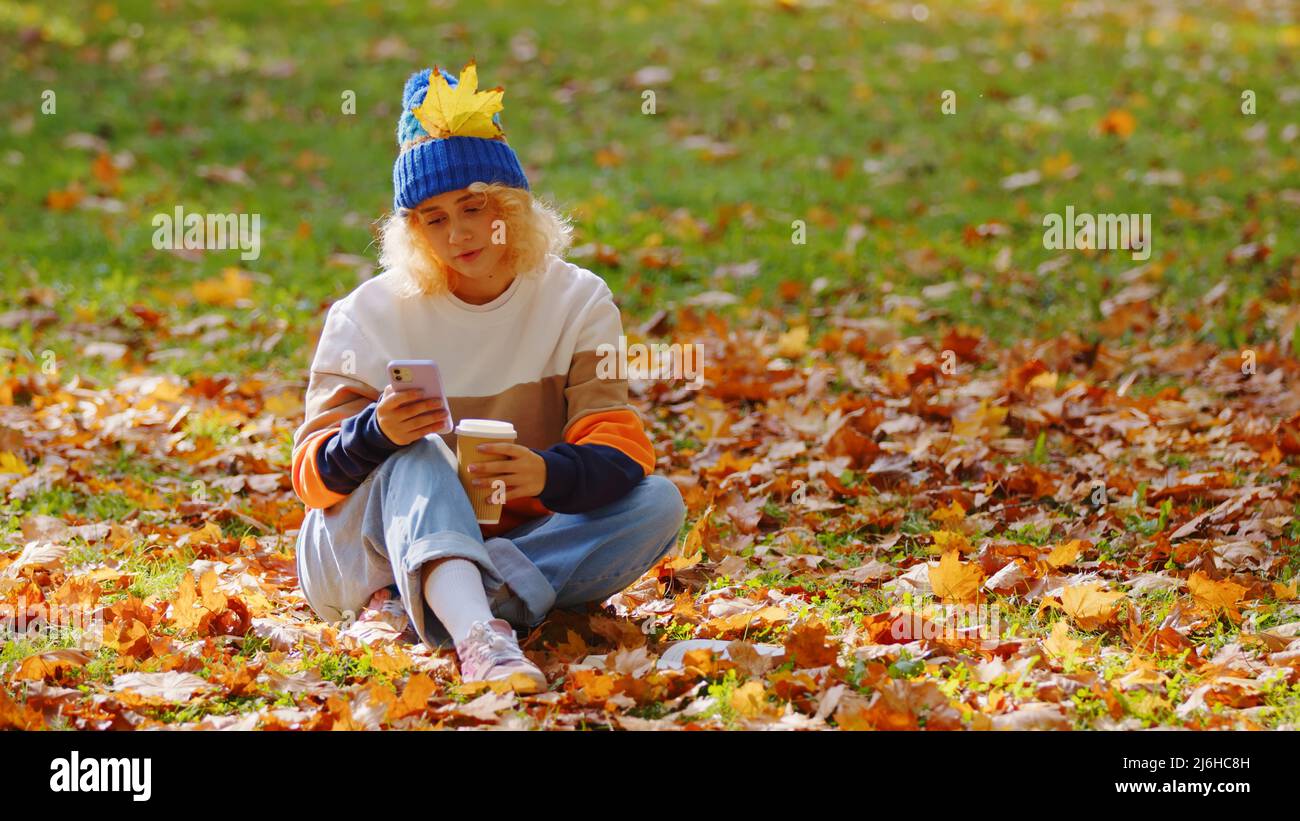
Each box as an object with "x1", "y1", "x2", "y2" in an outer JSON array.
[{"x1": 454, "y1": 419, "x2": 516, "y2": 438}]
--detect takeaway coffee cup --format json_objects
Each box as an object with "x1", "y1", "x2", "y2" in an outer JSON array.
[{"x1": 455, "y1": 419, "x2": 517, "y2": 524}]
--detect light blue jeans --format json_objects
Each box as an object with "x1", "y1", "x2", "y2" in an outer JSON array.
[{"x1": 294, "y1": 434, "x2": 687, "y2": 649}]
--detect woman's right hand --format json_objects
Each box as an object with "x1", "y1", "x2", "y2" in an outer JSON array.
[{"x1": 375, "y1": 384, "x2": 449, "y2": 446}]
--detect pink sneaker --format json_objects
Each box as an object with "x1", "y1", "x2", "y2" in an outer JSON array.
[
  {"x1": 454, "y1": 618, "x2": 548, "y2": 694},
  {"x1": 351, "y1": 587, "x2": 418, "y2": 644}
]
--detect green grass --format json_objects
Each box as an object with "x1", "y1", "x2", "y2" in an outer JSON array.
[
  {"x1": 299, "y1": 647, "x2": 398, "y2": 688},
  {"x1": 153, "y1": 694, "x2": 267, "y2": 726},
  {"x1": 0, "y1": 0, "x2": 1295, "y2": 386},
  {"x1": 0, "y1": 627, "x2": 90, "y2": 668}
]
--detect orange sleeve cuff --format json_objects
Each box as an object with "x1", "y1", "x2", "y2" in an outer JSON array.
[
  {"x1": 564, "y1": 408, "x2": 656, "y2": 477},
  {"x1": 291, "y1": 428, "x2": 351, "y2": 510}
]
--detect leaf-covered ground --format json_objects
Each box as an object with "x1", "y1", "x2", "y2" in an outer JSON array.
[
  {"x1": 2, "y1": 0, "x2": 1300, "y2": 729},
  {"x1": 4, "y1": 297, "x2": 1300, "y2": 729}
]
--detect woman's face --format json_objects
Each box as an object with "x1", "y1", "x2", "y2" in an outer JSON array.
[{"x1": 414, "y1": 187, "x2": 507, "y2": 280}]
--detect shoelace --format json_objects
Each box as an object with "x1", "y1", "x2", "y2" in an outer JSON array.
[{"x1": 463, "y1": 622, "x2": 525, "y2": 670}]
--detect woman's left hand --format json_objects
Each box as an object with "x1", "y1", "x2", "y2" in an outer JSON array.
[{"x1": 468, "y1": 443, "x2": 547, "y2": 502}]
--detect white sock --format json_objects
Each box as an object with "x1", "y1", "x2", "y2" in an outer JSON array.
[{"x1": 422, "y1": 558, "x2": 496, "y2": 645}]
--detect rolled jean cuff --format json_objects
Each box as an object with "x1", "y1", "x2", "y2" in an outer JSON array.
[
  {"x1": 484, "y1": 536, "x2": 557, "y2": 627},
  {"x1": 400, "y1": 530, "x2": 508, "y2": 649}
]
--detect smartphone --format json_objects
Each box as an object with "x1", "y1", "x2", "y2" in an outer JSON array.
[{"x1": 386, "y1": 359, "x2": 453, "y2": 435}]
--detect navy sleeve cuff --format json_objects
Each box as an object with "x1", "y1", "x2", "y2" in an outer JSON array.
[
  {"x1": 316, "y1": 401, "x2": 404, "y2": 495},
  {"x1": 532, "y1": 443, "x2": 645, "y2": 514}
]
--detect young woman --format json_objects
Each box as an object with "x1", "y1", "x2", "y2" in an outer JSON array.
[{"x1": 291, "y1": 62, "x2": 686, "y2": 693}]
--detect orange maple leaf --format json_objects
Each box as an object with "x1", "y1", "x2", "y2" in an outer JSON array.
[
  {"x1": 782, "y1": 621, "x2": 840, "y2": 668},
  {"x1": 1059, "y1": 583, "x2": 1125, "y2": 630},
  {"x1": 1188, "y1": 571, "x2": 1247, "y2": 623},
  {"x1": 1099, "y1": 108, "x2": 1136, "y2": 137},
  {"x1": 929, "y1": 550, "x2": 984, "y2": 603}
]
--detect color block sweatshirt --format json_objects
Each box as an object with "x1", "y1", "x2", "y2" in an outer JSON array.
[{"x1": 290, "y1": 253, "x2": 656, "y2": 540}]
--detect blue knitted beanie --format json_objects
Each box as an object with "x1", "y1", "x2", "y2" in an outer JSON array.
[{"x1": 393, "y1": 62, "x2": 530, "y2": 212}]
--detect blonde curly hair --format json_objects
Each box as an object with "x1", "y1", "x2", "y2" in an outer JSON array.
[{"x1": 377, "y1": 180, "x2": 574, "y2": 299}]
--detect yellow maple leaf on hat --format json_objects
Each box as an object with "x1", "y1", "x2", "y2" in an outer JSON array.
[{"x1": 412, "y1": 59, "x2": 506, "y2": 140}]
